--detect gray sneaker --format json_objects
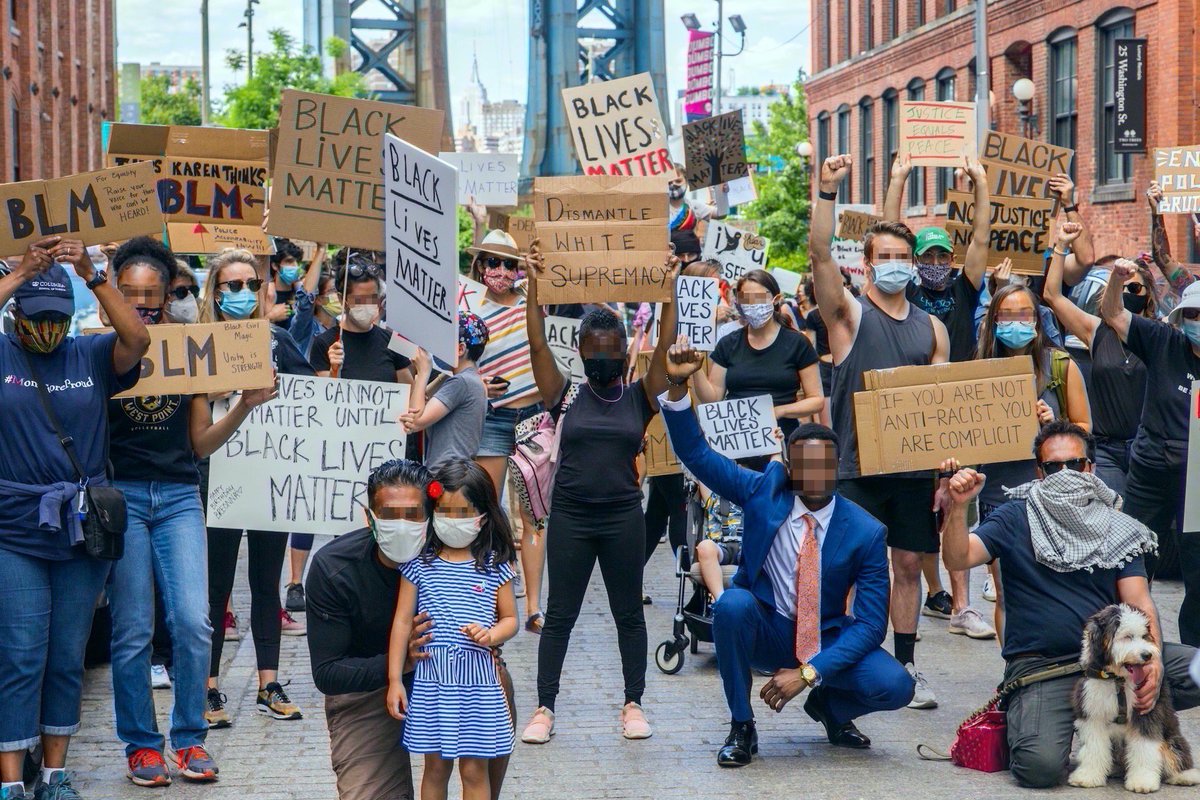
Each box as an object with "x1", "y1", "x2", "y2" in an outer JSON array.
[
  {"x1": 33, "y1": 771, "x2": 81, "y2": 800},
  {"x1": 905, "y1": 663, "x2": 938, "y2": 709},
  {"x1": 1, "y1": 785, "x2": 31, "y2": 800},
  {"x1": 949, "y1": 607, "x2": 997, "y2": 639},
  {"x1": 285, "y1": 582, "x2": 306, "y2": 613}
]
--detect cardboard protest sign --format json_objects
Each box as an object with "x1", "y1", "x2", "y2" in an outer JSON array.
[
  {"x1": 946, "y1": 189, "x2": 1055, "y2": 274},
  {"x1": 105, "y1": 123, "x2": 270, "y2": 252},
  {"x1": 383, "y1": 134, "x2": 459, "y2": 365},
  {"x1": 1153, "y1": 147, "x2": 1200, "y2": 214},
  {"x1": 835, "y1": 209, "x2": 883, "y2": 241},
  {"x1": 676, "y1": 275, "x2": 719, "y2": 351},
  {"x1": 486, "y1": 211, "x2": 535, "y2": 251},
  {"x1": 546, "y1": 315, "x2": 585, "y2": 382},
  {"x1": 1185, "y1": 382, "x2": 1200, "y2": 532},
  {"x1": 697, "y1": 395, "x2": 780, "y2": 459},
  {"x1": 438, "y1": 152, "x2": 518, "y2": 207},
  {"x1": 899, "y1": 101, "x2": 976, "y2": 167},
  {"x1": 561, "y1": 73, "x2": 671, "y2": 177},
  {"x1": 830, "y1": 205, "x2": 878, "y2": 287},
  {"x1": 725, "y1": 218, "x2": 759, "y2": 234},
  {"x1": 853, "y1": 356, "x2": 1038, "y2": 475},
  {"x1": 703, "y1": 220, "x2": 768, "y2": 282},
  {"x1": 644, "y1": 413, "x2": 683, "y2": 476},
  {"x1": 103, "y1": 320, "x2": 272, "y2": 399},
  {"x1": 682, "y1": 110, "x2": 750, "y2": 190},
  {"x1": 980, "y1": 130, "x2": 1073, "y2": 203},
  {"x1": 207, "y1": 376, "x2": 409, "y2": 534},
  {"x1": 0, "y1": 162, "x2": 162, "y2": 257},
  {"x1": 533, "y1": 175, "x2": 669, "y2": 303},
  {"x1": 268, "y1": 90, "x2": 445, "y2": 249}
]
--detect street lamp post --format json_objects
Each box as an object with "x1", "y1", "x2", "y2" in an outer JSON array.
[
  {"x1": 200, "y1": 0, "x2": 210, "y2": 125},
  {"x1": 1012, "y1": 78, "x2": 1040, "y2": 138},
  {"x1": 238, "y1": 0, "x2": 260, "y2": 80}
]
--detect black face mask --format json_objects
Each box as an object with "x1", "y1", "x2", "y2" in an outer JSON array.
[
  {"x1": 583, "y1": 357, "x2": 624, "y2": 386},
  {"x1": 136, "y1": 306, "x2": 165, "y2": 325},
  {"x1": 1122, "y1": 292, "x2": 1149, "y2": 315}
]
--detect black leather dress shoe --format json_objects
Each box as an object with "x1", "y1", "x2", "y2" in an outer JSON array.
[
  {"x1": 804, "y1": 688, "x2": 871, "y2": 749},
  {"x1": 717, "y1": 720, "x2": 759, "y2": 767}
]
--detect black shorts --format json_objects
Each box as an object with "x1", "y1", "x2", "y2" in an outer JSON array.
[{"x1": 839, "y1": 475, "x2": 939, "y2": 554}]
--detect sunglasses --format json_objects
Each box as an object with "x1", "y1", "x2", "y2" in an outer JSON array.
[
  {"x1": 217, "y1": 278, "x2": 263, "y2": 293},
  {"x1": 1123, "y1": 283, "x2": 1146, "y2": 295},
  {"x1": 347, "y1": 262, "x2": 382, "y2": 279},
  {"x1": 170, "y1": 285, "x2": 200, "y2": 300},
  {"x1": 1182, "y1": 308, "x2": 1200, "y2": 321},
  {"x1": 482, "y1": 256, "x2": 519, "y2": 272},
  {"x1": 1039, "y1": 457, "x2": 1091, "y2": 475}
]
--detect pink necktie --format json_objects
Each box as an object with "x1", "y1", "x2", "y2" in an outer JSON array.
[{"x1": 794, "y1": 513, "x2": 821, "y2": 663}]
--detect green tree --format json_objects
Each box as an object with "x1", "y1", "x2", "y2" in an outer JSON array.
[
  {"x1": 742, "y1": 73, "x2": 811, "y2": 273},
  {"x1": 220, "y1": 30, "x2": 365, "y2": 129},
  {"x1": 139, "y1": 75, "x2": 202, "y2": 126}
]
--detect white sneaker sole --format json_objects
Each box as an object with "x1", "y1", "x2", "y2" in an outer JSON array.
[
  {"x1": 949, "y1": 625, "x2": 996, "y2": 640},
  {"x1": 257, "y1": 706, "x2": 303, "y2": 720},
  {"x1": 907, "y1": 698, "x2": 938, "y2": 710},
  {"x1": 520, "y1": 728, "x2": 555, "y2": 744},
  {"x1": 280, "y1": 629, "x2": 307, "y2": 637}
]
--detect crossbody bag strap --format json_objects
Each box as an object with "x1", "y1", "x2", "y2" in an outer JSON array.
[
  {"x1": 18, "y1": 348, "x2": 88, "y2": 483},
  {"x1": 998, "y1": 661, "x2": 1083, "y2": 700}
]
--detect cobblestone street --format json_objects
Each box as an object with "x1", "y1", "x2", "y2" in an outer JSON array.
[{"x1": 71, "y1": 537, "x2": 1197, "y2": 799}]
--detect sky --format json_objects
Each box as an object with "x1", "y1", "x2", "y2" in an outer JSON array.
[{"x1": 115, "y1": 0, "x2": 810, "y2": 129}]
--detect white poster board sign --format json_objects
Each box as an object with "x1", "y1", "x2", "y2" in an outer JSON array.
[
  {"x1": 771, "y1": 268, "x2": 803, "y2": 298},
  {"x1": 676, "y1": 275, "x2": 718, "y2": 351},
  {"x1": 207, "y1": 376, "x2": 410, "y2": 534},
  {"x1": 457, "y1": 275, "x2": 487, "y2": 314},
  {"x1": 437, "y1": 152, "x2": 518, "y2": 207},
  {"x1": 697, "y1": 395, "x2": 779, "y2": 459},
  {"x1": 1185, "y1": 380, "x2": 1200, "y2": 532},
  {"x1": 384, "y1": 133, "x2": 459, "y2": 365},
  {"x1": 725, "y1": 173, "x2": 757, "y2": 207},
  {"x1": 702, "y1": 220, "x2": 768, "y2": 282},
  {"x1": 545, "y1": 315, "x2": 585, "y2": 382}
]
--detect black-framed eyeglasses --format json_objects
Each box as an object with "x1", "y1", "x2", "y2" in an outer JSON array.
[
  {"x1": 217, "y1": 278, "x2": 263, "y2": 293},
  {"x1": 482, "y1": 256, "x2": 519, "y2": 272},
  {"x1": 170, "y1": 285, "x2": 200, "y2": 300},
  {"x1": 1182, "y1": 308, "x2": 1200, "y2": 321},
  {"x1": 1039, "y1": 457, "x2": 1091, "y2": 475},
  {"x1": 347, "y1": 262, "x2": 382, "y2": 279},
  {"x1": 1123, "y1": 283, "x2": 1146, "y2": 295}
]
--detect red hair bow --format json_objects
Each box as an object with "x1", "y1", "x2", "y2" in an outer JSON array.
[{"x1": 427, "y1": 481, "x2": 444, "y2": 500}]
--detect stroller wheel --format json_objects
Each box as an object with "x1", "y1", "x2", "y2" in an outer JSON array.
[
  {"x1": 655, "y1": 641, "x2": 685, "y2": 674},
  {"x1": 690, "y1": 636, "x2": 699, "y2": 654}
]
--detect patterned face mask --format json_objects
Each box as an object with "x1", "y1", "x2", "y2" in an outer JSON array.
[{"x1": 15, "y1": 314, "x2": 70, "y2": 354}]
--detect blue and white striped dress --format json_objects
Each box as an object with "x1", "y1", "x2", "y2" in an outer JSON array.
[{"x1": 400, "y1": 555, "x2": 516, "y2": 759}]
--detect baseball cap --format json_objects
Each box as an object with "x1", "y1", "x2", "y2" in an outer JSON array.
[
  {"x1": 13, "y1": 263, "x2": 75, "y2": 318},
  {"x1": 458, "y1": 312, "x2": 490, "y2": 349},
  {"x1": 1167, "y1": 281, "x2": 1200, "y2": 326},
  {"x1": 914, "y1": 227, "x2": 953, "y2": 256}
]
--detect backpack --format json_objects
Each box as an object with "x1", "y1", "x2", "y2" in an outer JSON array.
[
  {"x1": 508, "y1": 384, "x2": 580, "y2": 530},
  {"x1": 1045, "y1": 350, "x2": 1071, "y2": 415}
]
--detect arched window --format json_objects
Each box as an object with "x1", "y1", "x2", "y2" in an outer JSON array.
[
  {"x1": 1047, "y1": 27, "x2": 1078, "y2": 168},
  {"x1": 817, "y1": 111, "x2": 831, "y2": 168}
]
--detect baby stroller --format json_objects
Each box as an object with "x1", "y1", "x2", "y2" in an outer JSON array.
[{"x1": 653, "y1": 480, "x2": 742, "y2": 675}]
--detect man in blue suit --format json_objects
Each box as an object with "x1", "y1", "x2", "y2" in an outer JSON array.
[{"x1": 658, "y1": 339, "x2": 914, "y2": 767}]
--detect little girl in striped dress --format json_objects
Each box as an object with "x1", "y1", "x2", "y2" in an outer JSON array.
[{"x1": 387, "y1": 459, "x2": 518, "y2": 800}]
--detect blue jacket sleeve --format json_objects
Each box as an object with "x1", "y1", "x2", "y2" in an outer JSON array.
[
  {"x1": 288, "y1": 287, "x2": 317, "y2": 359},
  {"x1": 660, "y1": 402, "x2": 766, "y2": 509},
  {"x1": 809, "y1": 519, "x2": 890, "y2": 679}
]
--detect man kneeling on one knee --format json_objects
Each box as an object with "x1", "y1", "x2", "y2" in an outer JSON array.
[{"x1": 660, "y1": 338, "x2": 915, "y2": 767}]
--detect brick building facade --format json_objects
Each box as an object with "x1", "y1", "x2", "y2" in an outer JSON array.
[
  {"x1": 805, "y1": 0, "x2": 1198, "y2": 260},
  {"x1": 1, "y1": 0, "x2": 115, "y2": 183}
]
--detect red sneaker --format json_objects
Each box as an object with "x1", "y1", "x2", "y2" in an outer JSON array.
[
  {"x1": 127, "y1": 748, "x2": 171, "y2": 787},
  {"x1": 175, "y1": 745, "x2": 219, "y2": 782}
]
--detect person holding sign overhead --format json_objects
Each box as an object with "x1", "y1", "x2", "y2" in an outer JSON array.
[
  {"x1": 104, "y1": 237, "x2": 278, "y2": 788},
  {"x1": 519, "y1": 242, "x2": 680, "y2": 745},
  {"x1": 810, "y1": 154, "x2": 948, "y2": 710}
]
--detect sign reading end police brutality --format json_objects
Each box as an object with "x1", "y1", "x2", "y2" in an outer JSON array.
[
  {"x1": 697, "y1": 395, "x2": 779, "y2": 460},
  {"x1": 207, "y1": 376, "x2": 409, "y2": 535},
  {"x1": 561, "y1": 73, "x2": 670, "y2": 176},
  {"x1": 384, "y1": 134, "x2": 459, "y2": 365}
]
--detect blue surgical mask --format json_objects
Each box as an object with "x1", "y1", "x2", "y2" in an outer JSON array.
[
  {"x1": 995, "y1": 320, "x2": 1037, "y2": 349},
  {"x1": 1184, "y1": 320, "x2": 1200, "y2": 347},
  {"x1": 218, "y1": 289, "x2": 258, "y2": 320},
  {"x1": 279, "y1": 266, "x2": 304, "y2": 286},
  {"x1": 871, "y1": 261, "x2": 915, "y2": 295}
]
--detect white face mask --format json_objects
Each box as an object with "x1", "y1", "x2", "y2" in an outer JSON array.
[
  {"x1": 436, "y1": 514, "x2": 484, "y2": 548},
  {"x1": 347, "y1": 303, "x2": 379, "y2": 328},
  {"x1": 166, "y1": 294, "x2": 199, "y2": 324},
  {"x1": 371, "y1": 517, "x2": 427, "y2": 564}
]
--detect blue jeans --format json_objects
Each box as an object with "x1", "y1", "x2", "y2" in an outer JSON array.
[
  {"x1": 109, "y1": 481, "x2": 212, "y2": 756},
  {"x1": 0, "y1": 549, "x2": 110, "y2": 750}
]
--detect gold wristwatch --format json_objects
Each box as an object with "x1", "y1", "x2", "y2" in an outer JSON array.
[{"x1": 799, "y1": 663, "x2": 819, "y2": 684}]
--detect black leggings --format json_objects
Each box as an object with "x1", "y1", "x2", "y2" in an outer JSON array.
[
  {"x1": 537, "y1": 496, "x2": 646, "y2": 711},
  {"x1": 207, "y1": 527, "x2": 288, "y2": 676},
  {"x1": 643, "y1": 473, "x2": 687, "y2": 564}
]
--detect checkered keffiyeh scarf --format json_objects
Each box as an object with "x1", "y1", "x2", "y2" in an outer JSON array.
[{"x1": 1003, "y1": 470, "x2": 1158, "y2": 573}]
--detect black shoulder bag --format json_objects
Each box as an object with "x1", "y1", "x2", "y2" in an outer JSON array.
[{"x1": 21, "y1": 351, "x2": 127, "y2": 560}]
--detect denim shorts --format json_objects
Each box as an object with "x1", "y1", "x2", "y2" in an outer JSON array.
[{"x1": 477, "y1": 402, "x2": 545, "y2": 458}]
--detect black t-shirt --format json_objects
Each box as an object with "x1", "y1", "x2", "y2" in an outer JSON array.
[
  {"x1": 712, "y1": 326, "x2": 819, "y2": 435},
  {"x1": 272, "y1": 325, "x2": 317, "y2": 377},
  {"x1": 310, "y1": 326, "x2": 411, "y2": 382},
  {"x1": 805, "y1": 309, "x2": 830, "y2": 358},
  {"x1": 553, "y1": 381, "x2": 654, "y2": 506},
  {"x1": 109, "y1": 394, "x2": 199, "y2": 484},
  {"x1": 1089, "y1": 322, "x2": 1147, "y2": 442},
  {"x1": 975, "y1": 499, "x2": 1146, "y2": 661},
  {"x1": 907, "y1": 272, "x2": 982, "y2": 362},
  {"x1": 1124, "y1": 315, "x2": 1199, "y2": 471}
]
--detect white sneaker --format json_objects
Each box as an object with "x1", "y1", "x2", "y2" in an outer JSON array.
[
  {"x1": 906, "y1": 663, "x2": 938, "y2": 709},
  {"x1": 514, "y1": 569, "x2": 526, "y2": 599},
  {"x1": 150, "y1": 664, "x2": 172, "y2": 690},
  {"x1": 982, "y1": 576, "x2": 997, "y2": 602},
  {"x1": 949, "y1": 607, "x2": 997, "y2": 640}
]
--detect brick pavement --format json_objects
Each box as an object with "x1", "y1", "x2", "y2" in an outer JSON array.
[{"x1": 69, "y1": 537, "x2": 1197, "y2": 799}]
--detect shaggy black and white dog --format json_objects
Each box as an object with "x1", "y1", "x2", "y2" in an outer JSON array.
[{"x1": 1070, "y1": 604, "x2": 1200, "y2": 793}]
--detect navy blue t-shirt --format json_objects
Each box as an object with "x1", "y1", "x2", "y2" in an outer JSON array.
[
  {"x1": 0, "y1": 332, "x2": 140, "y2": 559},
  {"x1": 975, "y1": 499, "x2": 1146, "y2": 661}
]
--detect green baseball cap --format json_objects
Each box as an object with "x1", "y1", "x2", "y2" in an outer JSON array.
[{"x1": 914, "y1": 227, "x2": 953, "y2": 256}]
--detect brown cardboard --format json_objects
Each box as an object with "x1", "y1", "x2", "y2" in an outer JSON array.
[
  {"x1": 166, "y1": 221, "x2": 274, "y2": 255},
  {"x1": 561, "y1": 73, "x2": 672, "y2": 177},
  {"x1": 899, "y1": 101, "x2": 976, "y2": 167},
  {"x1": 854, "y1": 356, "x2": 1039, "y2": 474},
  {"x1": 268, "y1": 90, "x2": 446, "y2": 250},
  {"x1": 508, "y1": 217, "x2": 536, "y2": 251},
  {"x1": 0, "y1": 162, "x2": 162, "y2": 258},
  {"x1": 644, "y1": 414, "x2": 683, "y2": 476},
  {"x1": 1153, "y1": 146, "x2": 1200, "y2": 214},
  {"x1": 981, "y1": 130, "x2": 1073, "y2": 176},
  {"x1": 534, "y1": 175, "x2": 665, "y2": 224},
  {"x1": 536, "y1": 250, "x2": 674, "y2": 303},
  {"x1": 945, "y1": 222, "x2": 1046, "y2": 275},
  {"x1": 835, "y1": 209, "x2": 883, "y2": 241},
  {"x1": 682, "y1": 110, "x2": 750, "y2": 190}
]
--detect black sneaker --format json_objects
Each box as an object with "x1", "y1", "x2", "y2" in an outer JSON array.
[
  {"x1": 921, "y1": 590, "x2": 953, "y2": 619},
  {"x1": 285, "y1": 582, "x2": 306, "y2": 612}
]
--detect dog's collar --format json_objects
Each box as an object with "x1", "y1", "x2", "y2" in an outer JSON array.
[{"x1": 1085, "y1": 668, "x2": 1128, "y2": 724}]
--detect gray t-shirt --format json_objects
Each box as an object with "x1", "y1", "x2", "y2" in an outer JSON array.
[{"x1": 425, "y1": 366, "x2": 487, "y2": 471}]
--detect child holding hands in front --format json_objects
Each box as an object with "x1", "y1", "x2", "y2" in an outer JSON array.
[{"x1": 387, "y1": 459, "x2": 519, "y2": 800}]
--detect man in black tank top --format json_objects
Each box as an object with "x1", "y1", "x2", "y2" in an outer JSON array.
[{"x1": 810, "y1": 154, "x2": 950, "y2": 710}]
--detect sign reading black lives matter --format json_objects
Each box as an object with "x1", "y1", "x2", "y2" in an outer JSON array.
[
  {"x1": 682, "y1": 110, "x2": 750, "y2": 190},
  {"x1": 1113, "y1": 38, "x2": 1147, "y2": 154},
  {"x1": 207, "y1": 376, "x2": 409, "y2": 535},
  {"x1": 383, "y1": 133, "x2": 460, "y2": 365},
  {"x1": 697, "y1": 395, "x2": 780, "y2": 459}
]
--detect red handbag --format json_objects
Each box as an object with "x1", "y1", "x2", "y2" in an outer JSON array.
[{"x1": 948, "y1": 699, "x2": 1009, "y2": 772}]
